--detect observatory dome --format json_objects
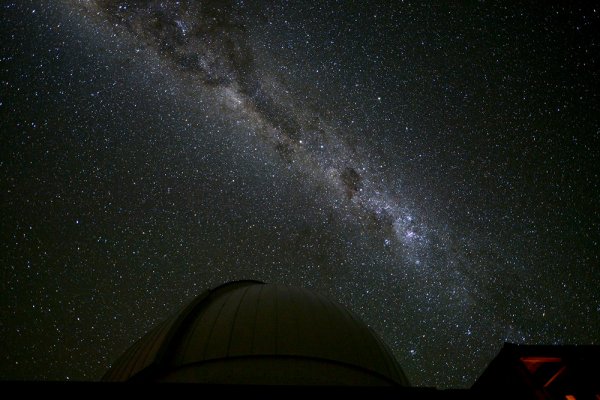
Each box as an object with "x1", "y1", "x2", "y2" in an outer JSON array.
[{"x1": 103, "y1": 280, "x2": 409, "y2": 386}]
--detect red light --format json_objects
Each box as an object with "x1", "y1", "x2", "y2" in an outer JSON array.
[{"x1": 520, "y1": 357, "x2": 562, "y2": 374}]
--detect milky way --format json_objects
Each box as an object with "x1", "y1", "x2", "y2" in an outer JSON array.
[
  {"x1": 2, "y1": 0, "x2": 598, "y2": 388},
  {"x1": 81, "y1": 0, "x2": 441, "y2": 261}
]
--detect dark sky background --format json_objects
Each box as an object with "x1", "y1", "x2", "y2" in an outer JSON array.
[{"x1": 1, "y1": 0, "x2": 598, "y2": 388}]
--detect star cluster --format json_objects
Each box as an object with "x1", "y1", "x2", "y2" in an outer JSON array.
[{"x1": 1, "y1": 0, "x2": 598, "y2": 387}]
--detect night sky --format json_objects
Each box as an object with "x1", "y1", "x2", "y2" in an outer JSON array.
[{"x1": 1, "y1": 0, "x2": 599, "y2": 388}]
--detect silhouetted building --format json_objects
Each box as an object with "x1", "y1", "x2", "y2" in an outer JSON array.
[{"x1": 473, "y1": 343, "x2": 600, "y2": 400}]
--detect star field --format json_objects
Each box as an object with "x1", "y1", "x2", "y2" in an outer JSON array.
[{"x1": 1, "y1": 0, "x2": 599, "y2": 387}]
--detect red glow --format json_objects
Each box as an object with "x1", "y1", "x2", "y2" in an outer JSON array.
[
  {"x1": 520, "y1": 356, "x2": 562, "y2": 374},
  {"x1": 544, "y1": 365, "x2": 567, "y2": 388}
]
